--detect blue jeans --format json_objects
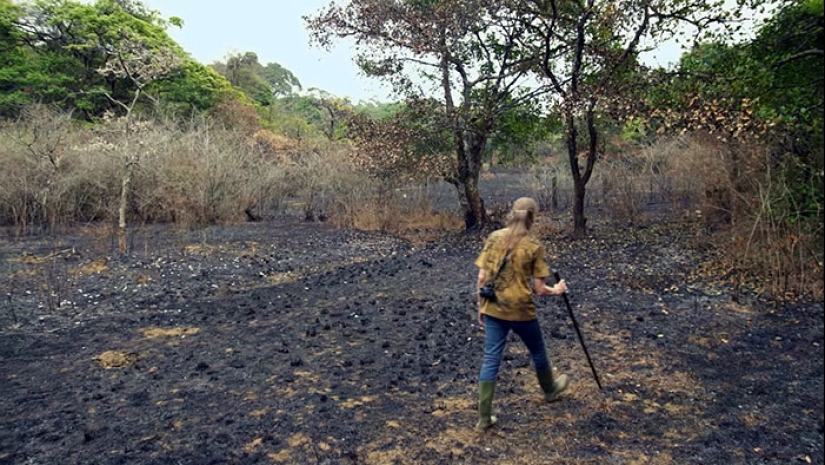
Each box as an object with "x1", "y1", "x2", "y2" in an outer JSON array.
[{"x1": 479, "y1": 315, "x2": 550, "y2": 381}]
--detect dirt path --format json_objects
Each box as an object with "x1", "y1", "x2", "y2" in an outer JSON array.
[{"x1": 1, "y1": 220, "x2": 822, "y2": 464}]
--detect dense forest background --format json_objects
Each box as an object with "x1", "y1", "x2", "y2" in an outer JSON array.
[{"x1": 0, "y1": 0, "x2": 822, "y2": 299}]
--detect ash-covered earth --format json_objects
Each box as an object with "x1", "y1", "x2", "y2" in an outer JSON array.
[{"x1": 0, "y1": 215, "x2": 822, "y2": 464}]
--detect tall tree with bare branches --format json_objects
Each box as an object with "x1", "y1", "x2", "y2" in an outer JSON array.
[
  {"x1": 510, "y1": 0, "x2": 743, "y2": 236},
  {"x1": 306, "y1": 0, "x2": 550, "y2": 230}
]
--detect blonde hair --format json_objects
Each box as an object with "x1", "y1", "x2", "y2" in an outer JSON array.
[{"x1": 501, "y1": 197, "x2": 538, "y2": 251}]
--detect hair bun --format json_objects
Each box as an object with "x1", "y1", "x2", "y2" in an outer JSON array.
[{"x1": 512, "y1": 197, "x2": 538, "y2": 213}]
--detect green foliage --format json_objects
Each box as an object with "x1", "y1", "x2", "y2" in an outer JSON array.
[
  {"x1": 394, "y1": 98, "x2": 453, "y2": 168},
  {"x1": 259, "y1": 97, "x2": 325, "y2": 141},
  {"x1": 260, "y1": 62, "x2": 302, "y2": 97},
  {"x1": 261, "y1": 92, "x2": 356, "y2": 141},
  {"x1": 0, "y1": 0, "x2": 92, "y2": 114},
  {"x1": 667, "y1": 0, "x2": 823, "y2": 221},
  {"x1": 155, "y1": 61, "x2": 236, "y2": 114},
  {"x1": 652, "y1": 1, "x2": 823, "y2": 136},
  {"x1": 0, "y1": 1, "x2": 26, "y2": 114},
  {"x1": 352, "y1": 101, "x2": 404, "y2": 120},
  {"x1": 0, "y1": 0, "x2": 232, "y2": 119},
  {"x1": 211, "y1": 52, "x2": 304, "y2": 107},
  {"x1": 490, "y1": 99, "x2": 551, "y2": 164},
  {"x1": 754, "y1": 0, "x2": 824, "y2": 224},
  {"x1": 749, "y1": 0, "x2": 824, "y2": 131},
  {"x1": 211, "y1": 52, "x2": 274, "y2": 106},
  {"x1": 633, "y1": 0, "x2": 823, "y2": 293}
]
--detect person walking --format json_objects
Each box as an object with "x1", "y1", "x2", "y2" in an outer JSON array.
[{"x1": 474, "y1": 197, "x2": 570, "y2": 432}]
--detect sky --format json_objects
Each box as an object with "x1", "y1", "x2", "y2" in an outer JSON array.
[
  {"x1": 140, "y1": 0, "x2": 393, "y2": 103},
  {"x1": 140, "y1": 1, "x2": 687, "y2": 104}
]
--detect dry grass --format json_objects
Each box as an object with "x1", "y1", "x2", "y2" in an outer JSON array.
[
  {"x1": 346, "y1": 203, "x2": 463, "y2": 234},
  {"x1": 578, "y1": 134, "x2": 823, "y2": 300},
  {"x1": 1, "y1": 108, "x2": 819, "y2": 298},
  {"x1": 0, "y1": 109, "x2": 294, "y2": 232}
]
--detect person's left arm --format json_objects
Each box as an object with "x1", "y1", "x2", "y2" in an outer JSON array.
[
  {"x1": 530, "y1": 242, "x2": 566, "y2": 296},
  {"x1": 533, "y1": 277, "x2": 567, "y2": 296},
  {"x1": 475, "y1": 236, "x2": 496, "y2": 326}
]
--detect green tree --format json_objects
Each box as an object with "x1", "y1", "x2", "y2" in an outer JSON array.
[
  {"x1": 746, "y1": 0, "x2": 823, "y2": 164},
  {"x1": 211, "y1": 52, "x2": 274, "y2": 106},
  {"x1": 0, "y1": 1, "x2": 28, "y2": 115},
  {"x1": 261, "y1": 61, "x2": 302, "y2": 97},
  {"x1": 352, "y1": 100, "x2": 404, "y2": 120},
  {"x1": 640, "y1": 0, "x2": 822, "y2": 190},
  {"x1": 259, "y1": 97, "x2": 324, "y2": 142},
  {"x1": 0, "y1": 0, "x2": 232, "y2": 119},
  {"x1": 306, "y1": 89, "x2": 355, "y2": 140},
  {"x1": 212, "y1": 52, "x2": 303, "y2": 105},
  {"x1": 752, "y1": 0, "x2": 824, "y2": 225},
  {"x1": 489, "y1": 99, "x2": 550, "y2": 165},
  {"x1": 647, "y1": 0, "x2": 823, "y2": 222},
  {"x1": 159, "y1": 60, "x2": 233, "y2": 114}
]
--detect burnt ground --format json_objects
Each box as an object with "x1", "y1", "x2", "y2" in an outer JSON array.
[{"x1": 0, "y1": 202, "x2": 823, "y2": 464}]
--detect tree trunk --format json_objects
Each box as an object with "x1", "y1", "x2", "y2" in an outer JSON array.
[
  {"x1": 461, "y1": 131, "x2": 486, "y2": 231},
  {"x1": 462, "y1": 174, "x2": 484, "y2": 231},
  {"x1": 118, "y1": 164, "x2": 132, "y2": 254},
  {"x1": 565, "y1": 114, "x2": 586, "y2": 237},
  {"x1": 572, "y1": 180, "x2": 587, "y2": 237},
  {"x1": 447, "y1": 177, "x2": 469, "y2": 220},
  {"x1": 440, "y1": 42, "x2": 486, "y2": 232},
  {"x1": 565, "y1": 107, "x2": 599, "y2": 238},
  {"x1": 447, "y1": 173, "x2": 484, "y2": 231}
]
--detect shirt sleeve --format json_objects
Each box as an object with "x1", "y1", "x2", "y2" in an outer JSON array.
[
  {"x1": 532, "y1": 243, "x2": 550, "y2": 278},
  {"x1": 475, "y1": 235, "x2": 495, "y2": 270}
]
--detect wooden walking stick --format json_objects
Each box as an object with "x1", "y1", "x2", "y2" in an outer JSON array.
[{"x1": 553, "y1": 270, "x2": 603, "y2": 390}]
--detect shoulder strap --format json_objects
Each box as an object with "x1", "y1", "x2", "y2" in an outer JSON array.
[{"x1": 490, "y1": 249, "x2": 511, "y2": 281}]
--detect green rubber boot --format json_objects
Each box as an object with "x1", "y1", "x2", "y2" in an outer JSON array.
[
  {"x1": 474, "y1": 380, "x2": 497, "y2": 432},
  {"x1": 536, "y1": 368, "x2": 569, "y2": 402}
]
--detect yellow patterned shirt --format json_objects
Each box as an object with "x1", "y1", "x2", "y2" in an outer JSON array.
[{"x1": 475, "y1": 229, "x2": 550, "y2": 321}]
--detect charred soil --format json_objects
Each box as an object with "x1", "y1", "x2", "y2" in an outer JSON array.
[{"x1": 1, "y1": 217, "x2": 823, "y2": 464}]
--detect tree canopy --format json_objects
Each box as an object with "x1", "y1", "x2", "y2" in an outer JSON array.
[
  {"x1": 306, "y1": 0, "x2": 554, "y2": 230},
  {"x1": 0, "y1": 0, "x2": 234, "y2": 119},
  {"x1": 210, "y1": 52, "x2": 303, "y2": 107}
]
